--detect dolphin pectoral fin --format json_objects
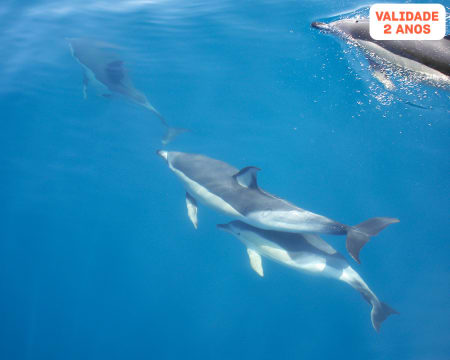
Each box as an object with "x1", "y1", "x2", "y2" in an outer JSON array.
[
  {"x1": 233, "y1": 167, "x2": 261, "y2": 189},
  {"x1": 247, "y1": 248, "x2": 264, "y2": 277},
  {"x1": 368, "y1": 59, "x2": 395, "y2": 90},
  {"x1": 82, "y1": 74, "x2": 88, "y2": 99},
  {"x1": 185, "y1": 192, "x2": 198, "y2": 229}
]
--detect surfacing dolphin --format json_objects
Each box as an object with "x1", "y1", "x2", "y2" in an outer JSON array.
[
  {"x1": 311, "y1": 18, "x2": 450, "y2": 88},
  {"x1": 157, "y1": 150, "x2": 399, "y2": 263},
  {"x1": 67, "y1": 38, "x2": 186, "y2": 144},
  {"x1": 217, "y1": 221, "x2": 398, "y2": 331}
]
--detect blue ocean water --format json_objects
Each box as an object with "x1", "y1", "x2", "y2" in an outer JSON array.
[{"x1": 1, "y1": 0, "x2": 449, "y2": 359}]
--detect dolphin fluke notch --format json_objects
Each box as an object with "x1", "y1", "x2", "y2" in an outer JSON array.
[
  {"x1": 346, "y1": 217, "x2": 400, "y2": 263},
  {"x1": 371, "y1": 301, "x2": 399, "y2": 332}
]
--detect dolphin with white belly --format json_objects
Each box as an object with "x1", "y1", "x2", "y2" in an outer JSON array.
[
  {"x1": 157, "y1": 150, "x2": 399, "y2": 263},
  {"x1": 311, "y1": 19, "x2": 450, "y2": 87},
  {"x1": 67, "y1": 38, "x2": 186, "y2": 144},
  {"x1": 217, "y1": 220, "x2": 398, "y2": 331}
]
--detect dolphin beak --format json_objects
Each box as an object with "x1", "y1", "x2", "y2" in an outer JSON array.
[
  {"x1": 311, "y1": 21, "x2": 330, "y2": 31},
  {"x1": 156, "y1": 150, "x2": 168, "y2": 161}
]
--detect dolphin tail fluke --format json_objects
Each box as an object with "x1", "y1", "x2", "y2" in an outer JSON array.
[
  {"x1": 371, "y1": 301, "x2": 398, "y2": 332},
  {"x1": 162, "y1": 125, "x2": 189, "y2": 145},
  {"x1": 144, "y1": 103, "x2": 189, "y2": 145},
  {"x1": 346, "y1": 217, "x2": 399, "y2": 263},
  {"x1": 341, "y1": 267, "x2": 398, "y2": 332}
]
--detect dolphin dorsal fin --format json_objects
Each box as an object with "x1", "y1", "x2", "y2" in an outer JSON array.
[
  {"x1": 247, "y1": 248, "x2": 264, "y2": 277},
  {"x1": 233, "y1": 166, "x2": 260, "y2": 189}
]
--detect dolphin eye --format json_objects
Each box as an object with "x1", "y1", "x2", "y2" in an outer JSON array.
[
  {"x1": 355, "y1": 20, "x2": 359, "y2": 23},
  {"x1": 237, "y1": 232, "x2": 241, "y2": 236}
]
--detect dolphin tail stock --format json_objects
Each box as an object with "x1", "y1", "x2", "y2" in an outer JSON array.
[
  {"x1": 371, "y1": 300, "x2": 399, "y2": 332},
  {"x1": 346, "y1": 217, "x2": 399, "y2": 263},
  {"x1": 341, "y1": 266, "x2": 398, "y2": 332}
]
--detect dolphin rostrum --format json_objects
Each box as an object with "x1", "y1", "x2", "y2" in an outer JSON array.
[
  {"x1": 311, "y1": 18, "x2": 450, "y2": 87},
  {"x1": 67, "y1": 38, "x2": 186, "y2": 144},
  {"x1": 157, "y1": 150, "x2": 399, "y2": 263},
  {"x1": 217, "y1": 220, "x2": 398, "y2": 331}
]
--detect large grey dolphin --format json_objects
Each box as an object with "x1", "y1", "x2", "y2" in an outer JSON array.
[
  {"x1": 311, "y1": 18, "x2": 450, "y2": 88},
  {"x1": 217, "y1": 220, "x2": 398, "y2": 331},
  {"x1": 67, "y1": 38, "x2": 186, "y2": 144},
  {"x1": 157, "y1": 150, "x2": 399, "y2": 263}
]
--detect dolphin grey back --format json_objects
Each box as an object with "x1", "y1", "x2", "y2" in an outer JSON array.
[{"x1": 169, "y1": 152, "x2": 297, "y2": 215}]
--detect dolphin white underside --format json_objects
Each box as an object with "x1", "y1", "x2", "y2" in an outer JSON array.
[{"x1": 239, "y1": 231, "x2": 379, "y2": 310}]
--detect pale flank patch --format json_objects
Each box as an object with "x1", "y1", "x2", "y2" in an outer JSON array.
[
  {"x1": 292, "y1": 254, "x2": 326, "y2": 272},
  {"x1": 339, "y1": 266, "x2": 356, "y2": 283},
  {"x1": 259, "y1": 244, "x2": 292, "y2": 263},
  {"x1": 247, "y1": 210, "x2": 326, "y2": 232},
  {"x1": 241, "y1": 231, "x2": 327, "y2": 272}
]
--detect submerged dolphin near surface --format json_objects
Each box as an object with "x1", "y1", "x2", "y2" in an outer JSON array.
[
  {"x1": 157, "y1": 150, "x2": 399, "y2": 263},
  {"x1": 67, "y1": 38, "x2": 186, "y2": 144},
  {"x1": 311, "y1": 19, "x2": 450, "y2": 88},
  {"x1": 217, "y1": 221, "x2": 398, "y2": 331}
]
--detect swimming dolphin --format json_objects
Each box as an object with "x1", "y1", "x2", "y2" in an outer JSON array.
[
  {"x1": 311, "y1": 19, "x2": 450, "y2": 87},
  {"x1": 157, "y1": 150, "x2": 399, "y2": 263},
  {"x1": 67, "y1": 38, "x2": 186, "y2": 144},
  {"x1": 217, "y1": 220, "x2": 398, "y2": 331}
]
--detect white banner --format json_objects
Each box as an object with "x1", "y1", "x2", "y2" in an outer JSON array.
[{"x1": 369, "y1": 4, "x2": 446, "y2": 40}]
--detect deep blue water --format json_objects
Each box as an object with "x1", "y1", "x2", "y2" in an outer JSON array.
[{"x1": 1, "y1": 1, "x2": 449, "y2": 359}]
